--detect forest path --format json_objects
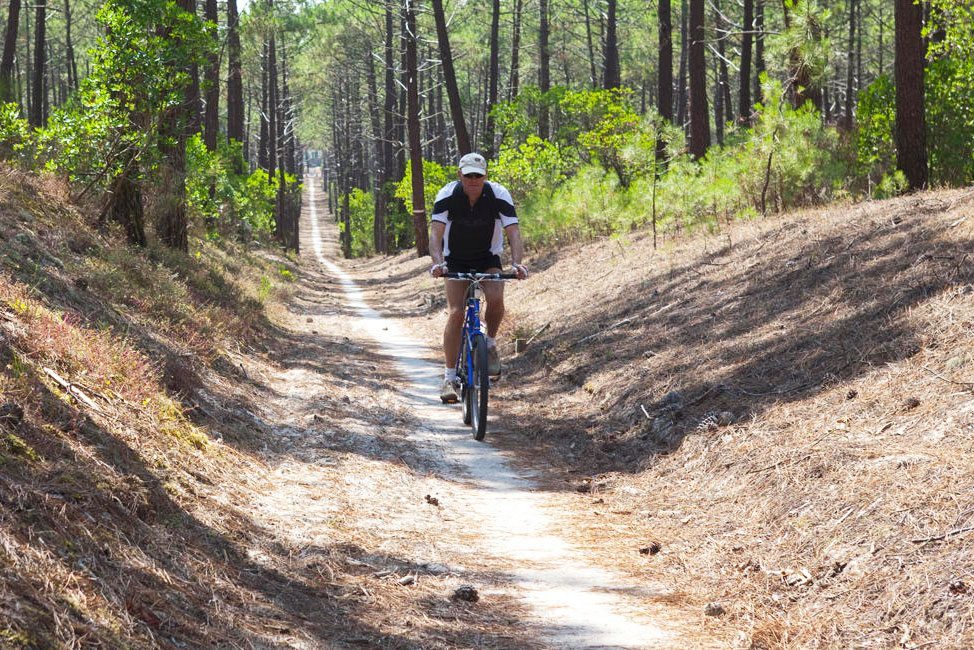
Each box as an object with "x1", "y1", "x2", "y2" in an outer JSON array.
[{"x1": 252, "y1": 174, "x2": 727, "y2": 648}]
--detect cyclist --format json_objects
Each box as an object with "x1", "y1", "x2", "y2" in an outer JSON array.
[{"x1": 429, "y1": 152, "x2": 528, "y2": 403}]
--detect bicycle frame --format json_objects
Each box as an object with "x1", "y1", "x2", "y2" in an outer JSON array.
[{"x1": 443, "y1": 272, "x2": 517, "y2": 439}]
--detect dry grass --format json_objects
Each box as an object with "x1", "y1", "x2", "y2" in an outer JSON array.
[
  {"x1": 354, "y1": 188, "x2": 974, "y2": 648},
  {"x1": 0, "y1": 164, "x2": 552, "y2": 648}
]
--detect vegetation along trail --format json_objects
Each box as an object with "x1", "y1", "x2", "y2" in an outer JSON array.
[{"x1": 299, "y1": 177, "x2": 727, "y2": 648}]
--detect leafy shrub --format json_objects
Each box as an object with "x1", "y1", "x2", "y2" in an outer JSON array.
[
  {"x1": 0, "y1": 103, "x2": 33, "y2": 162},
  {"x1": 491, "y1": 136, "x2": 575, "y2": 201},
  {"x1": 394, "y1": 158, "x2": 451, "y2": 218},
  {"x1": 185, "y1": 135, "x2": 281, "y2": 240},
  {"x1": 855, "y1": 75, "x2": 897, "y2": 192}
]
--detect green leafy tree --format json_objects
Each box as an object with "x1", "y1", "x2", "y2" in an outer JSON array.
[{"x1": 40, "y1": 0, "x2": 210, "y2": 246}]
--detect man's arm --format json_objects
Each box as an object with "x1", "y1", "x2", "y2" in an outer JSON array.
[
  {"x1": 505, "y1": 224, "x2": 528, "y2": 279},
  {"x1": 429, "y1": 221, "x2": 447, "y2": 276}
]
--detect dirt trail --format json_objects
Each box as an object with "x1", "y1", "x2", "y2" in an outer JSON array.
[{"x1": 267, "y1": 175, "x2": 729, "y2": 648}]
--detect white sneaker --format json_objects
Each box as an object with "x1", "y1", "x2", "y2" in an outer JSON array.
[{"x1": 439, "y1": 378, "x2": 459, "y2": 403}]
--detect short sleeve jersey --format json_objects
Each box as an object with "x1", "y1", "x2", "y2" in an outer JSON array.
[{"x1": 431, "y1": 180, "x2": 518, "y2": 263}]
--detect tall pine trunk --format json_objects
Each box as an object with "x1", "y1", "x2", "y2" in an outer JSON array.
[
  {"x1": 404, "y1": 0, "x2": 428, "y2": 257},
  {"x1": 226, "y1": 0, "x2": 244, "y2": 150},
  {"x1": 203, "y1": 0, "x2": 219, "y2": 151},
  {"x1": 430, "y1": 0, "x2": 470, "y2": 154},
  {"x1": 483, "y1": 0, "x2": 499, "y2": 157},
  {"x1": 603, "y1": 0, "x2": 620, "y2": 89},
  {"x1": 0, "y1": 0, "x2": 21, "y2": 103},
  {"x1": 738, "y1": 0, "x2": 752, "y2": 123},
  {"x1": 894, "y1": 0, "x2": 927, "y2": 189},
  {"x1": 29, "y1": 0, "x2": 45, "y2": 126},
  {"x1": 688, "y1": 0, "x2": 709, "y2": 159}
]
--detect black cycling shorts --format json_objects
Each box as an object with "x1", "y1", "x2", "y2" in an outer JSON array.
[{"x1": 446, "y1": 254, "x2": 502, "y2": 273}]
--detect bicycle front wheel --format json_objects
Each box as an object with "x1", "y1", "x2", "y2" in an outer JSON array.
[{"x1": 469, "y1": 335, "x2": 490, "y2": 440}]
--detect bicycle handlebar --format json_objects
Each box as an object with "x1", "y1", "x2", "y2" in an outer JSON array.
[{"x1": 443, "y1": 272, "x2": 519, "y2": 280}]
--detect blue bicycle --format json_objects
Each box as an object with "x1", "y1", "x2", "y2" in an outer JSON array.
[{"x1": 444, "y1": 272, "x2": 517, "y2": 440}]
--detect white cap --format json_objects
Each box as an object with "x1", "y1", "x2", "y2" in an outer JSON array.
[{"x1": 458, "y1": 152, "x2": 487, "y2": 175}]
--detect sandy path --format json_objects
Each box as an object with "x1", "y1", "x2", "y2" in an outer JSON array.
[{"x1": 300, "y1": 178, "x2": 719, "y2": 649}]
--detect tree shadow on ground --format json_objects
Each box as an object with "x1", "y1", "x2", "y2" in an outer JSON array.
[
  {"x1": 0, "y1": 355, "x2": 548, "y2": 648},
  {"x1": 499, "y1": 198, "x2": 974, "y2": 475}
]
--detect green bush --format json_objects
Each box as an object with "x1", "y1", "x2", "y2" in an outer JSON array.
[
  {"x1": 394, "y1": 158, "x2": 451, "y2": 218},
  {"x1": 0, "y1": 103, "x2": 33, "y2": 162},
  {"x1": 185, "y1": 134, "x2": 281, "y2": 240}
]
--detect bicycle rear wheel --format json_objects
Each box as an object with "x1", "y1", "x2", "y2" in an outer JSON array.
[{"x1": 468, "y1": 335, "x2": 489, "y2": 440}]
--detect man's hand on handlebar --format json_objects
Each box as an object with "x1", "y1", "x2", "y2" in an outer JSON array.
[
  {"x1": 430, "y1": 262, "x2": 447, "y2": 277},
  {"x1": 511, "y1": 263, "x2": 529, "y2": 280}
]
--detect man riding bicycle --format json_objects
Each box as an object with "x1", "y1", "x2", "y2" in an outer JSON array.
[{"x1": 429, "y1": 152, "x2": 528, "y2": 403}]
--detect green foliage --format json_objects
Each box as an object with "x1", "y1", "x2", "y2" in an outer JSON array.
[
  {"x1": 855, "y1": 75, "x2": 896, "y2": 188},
  {"x1": 40, "y1": 0, "x2": 212, "y2": 204},
  {"x1": 185, "y1": 135, "x2": 280, "y2": 239},
  {"x1": 0, "y1": 103, "x2": 32, "y2": 161},
  {"x1": 342, "y1": 188, "x2": 376, "y2": 257},
  {"x1": 394, "y1": 159, "x2": 451, "y2": 217},
  {"x1": 491, "y1": 136, "x2": 575, "y2": 200},
  {"x1": 505, "y1": 80, "x2": 849, "y2": 248},
  {"x1": 925, "y1": 57, "x2": 974, "y2": 185}
]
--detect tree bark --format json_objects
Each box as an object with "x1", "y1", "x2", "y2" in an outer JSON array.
[
  {"x1": 508, "y1": 0, "x2": 521, "y2": 101},
  {"x1": 688, "y1": 0, "x2": 709, "y2": 158},
  {"x1": 0, "y1": 0, "x2": 21, "y2": 103},
  {"x1": 753, "y1": 0, "x2": 764, "y2": 107},
  {"x1": 603, "y1": 0, "x2": 620, "y2": 89},
  {"x1": 677, "y1": 0, "x2": 688, "y2": 128},
  {"x1": 29, "y1": 0, "x2": 45, "y2": 126},
  {"x1": 894, "y1": 0, "x2": 927, "y2": 189},
  {"x1": 430, "y1": 0, "x2": 471, "y2": 154},
  {"x1": 843, "y1": 0, "x2": 856, "y2": 130},
  {"x1": 538, "y1": 0, "x2": 551, "y2": 138},
  {"x1": 483, "y1": 0, "x2": 499, "y2": 157},
  {"x1": 404, "y1": 0, "x2": 428, "y2": 257},
  {"x1": 658, "y1": 0, "x2": 673, "y2": 124},
  {"x1": 583, "y1": 0, "x2": 597, "y2": 88},
  {"x1": 64, "y1": 0, "x2": 77, "y2": 92},
  {"x1": 226, "y1": 0, "x2": 244, "y2": 151},
  {"x1": 738, "y1": 0, "x2": 753, "y2": 122},
  {"x1": 203, "y1": 0, "x2": 219, "y2": 151}
]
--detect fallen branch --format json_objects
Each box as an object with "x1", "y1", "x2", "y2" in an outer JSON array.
[
  {"x1": 911, "y1": 525, "x2": 974, "y2": 544},
  {"x1": 525, "y1": 322, "x2": 551, "y2": 346},
  {"x1": 921, "y1": 366, "x2": 974, "y2": 388},
  {"x1": 576, "y1": 317, "x2": 634, "y2": 346},
  {"x1": 43, "y1": 367, "x2": 101, "y2": 412}
]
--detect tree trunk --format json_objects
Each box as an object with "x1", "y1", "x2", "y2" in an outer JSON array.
[
  {"x1": 603, "y1": 0, "x2": 620, "y2": 89},
  {"x1": 226, "y1": 0, "x2": 244, "y2": 151},
  {"x1": 430, "y1": 0, "x2": 470, "y2": 154},
  {"x1": 29, "y1": 0, "x2": 45, "y2": 127},
  {"x1": 258, "y1": 42, "x2": 269, "y2": 171},
  {"x1": 203, "y1": 0, "x2": 219, "y2": 151},
  {"x1": 538, "y1": 0, "x2": 550, "y2": 138},
  {"x1": 583, "y1": 0, "x2": 597, "y2": 87},
  {"x1": 658, "y1": 0, "x2": 673, "y2": 124},
  {"x1": 843, "y1": 0, "x2": 856, "y2": 130},
  {"x1": 404, "y1": 0, "x2": 428, "y2": 257},
  {"x1": 753, "y1": 0, "x2": 765, "y2": 107},
  {"x1": 268, "y1": 31, "x2": 279, "y2": 185},
  {"x1": 64, "y1": 0, "x2": 77, "y2": 92},
  {"x1": 0, "y1": 0, "x2": 21, "y2": 103},
  {"x1": 688, "y1": 0, "x2": 709, "y2": 158},
  {"x1": 894, "y1": 0, "x2": 927, "y2": 189},
  {"x1": 508, "y1": 0, "x2": 521, "y2": 101},
  {"x1": 715, "y1": 0, "x2": 732, "y2": 126},
  {"x1": 738, "y1": 0, "x2": 753, "y2": 122},
  {"x1": 378, "y1": 0, "x2": 396, "y2": 251},
  {"x1": 483, "y1": 0, "x2": 499, "y2": 157},
  {"x1": 105, "y1": 169, "x2": 146, "y2": 247},
  {"x1": 677, "y1": 0, "x2": 688, "y2": 128}
]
